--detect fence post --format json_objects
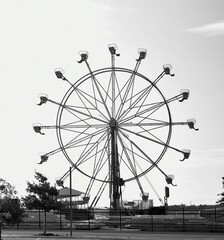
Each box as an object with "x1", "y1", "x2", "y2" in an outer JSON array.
[
  {"x1": 0, "y1": 220, "x2": 2, "y2": 240},
  {"x1": 60, "y1": 208, "x2": 62, "y2": 230},
  {"x1": 88, "y1": 209, "x2": 91, "y2": 230},
  {"x1": 39, "y1": 209, "x2": 41, "y2": 230},
  {"x1": 182, "y1": 206, "x2": 185, "y2": 232},
  {"x1": 214, "y1": 207, "x2": 217, "y2": 232},
  {"x1": 151, "y1": 214, "x2": 153, "y2": 232},
  {"x1": 119, "y1": 208, "x2": 122, "y2": 230}
]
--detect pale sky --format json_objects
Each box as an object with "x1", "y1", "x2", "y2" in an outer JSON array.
[{"x1": 1, "y1": 0, "x2": 224, "y2": 207}]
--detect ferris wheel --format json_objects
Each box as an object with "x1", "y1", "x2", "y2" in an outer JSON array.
[{"x1": 33, "y1": 44, "x2": 198, "y2": 209}]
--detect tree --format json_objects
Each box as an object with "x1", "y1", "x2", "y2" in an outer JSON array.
[
  {"x1": 0, "y1": 178, "x2": 17, "y2": 197},
  {"x1": 23, "y1": 172, "x2": 60, "y2": 235},
  {"x1": 217, "y1": 177, "x2": 224, "y2": 205},
  {"x1": 0, "y1": 178, "x2": 24, "y2": 225},
  {"x1": 0, "y1": 197, "x2": 25, "y2": 225}
]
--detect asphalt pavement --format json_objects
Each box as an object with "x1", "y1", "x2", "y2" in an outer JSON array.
[{"x1": 1, "y1": 229, "x2": 224, "y2": 240}]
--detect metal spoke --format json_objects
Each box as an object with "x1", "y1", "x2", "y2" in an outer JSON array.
[
  {"x1": 119, "y1": 126, "x2": 181, "y2": 154},
  {"x1": 85, "y1": 61, "x2": 112, "y2": 119},
  {"x1": 119, "y1": 129, "x2": 170, "y2": 179}
]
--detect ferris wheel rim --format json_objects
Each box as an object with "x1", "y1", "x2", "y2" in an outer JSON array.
[{"x1": 55, "y1": 67, "x2": 172, "y2": 183}]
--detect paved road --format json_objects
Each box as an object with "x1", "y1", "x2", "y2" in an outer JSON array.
[{"x1": 1, "y1": 230, "x2": 224, "y2": 240}]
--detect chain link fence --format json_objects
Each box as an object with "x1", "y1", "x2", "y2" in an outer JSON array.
[{"x1": 2, "y1": 206, "x2": 224, "y2": 233}]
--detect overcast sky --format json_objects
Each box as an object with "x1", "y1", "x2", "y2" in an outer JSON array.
[{"x1": 1, "y1": 0, "x2": 224, "y2": 207}]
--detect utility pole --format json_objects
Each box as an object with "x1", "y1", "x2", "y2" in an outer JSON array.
[{"x1": 69, "y1": 167, "x2": 73, "y2": 236}]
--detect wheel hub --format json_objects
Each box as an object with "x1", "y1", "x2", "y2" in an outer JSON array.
[{"x1": 109, "y1": 118, "x2": 117, "y2": 129}]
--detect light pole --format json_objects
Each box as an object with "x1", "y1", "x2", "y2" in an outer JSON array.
[
  {"x1": 56, "y1": 168, "x2": 73, "y2": 236},
  {"x1": 69, "y1": 167, "x2": 73, "y2": 237}
]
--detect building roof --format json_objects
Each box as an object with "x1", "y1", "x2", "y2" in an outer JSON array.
[{"x1": 57, "y1": 187, "x2": 84, "y2": 199}]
